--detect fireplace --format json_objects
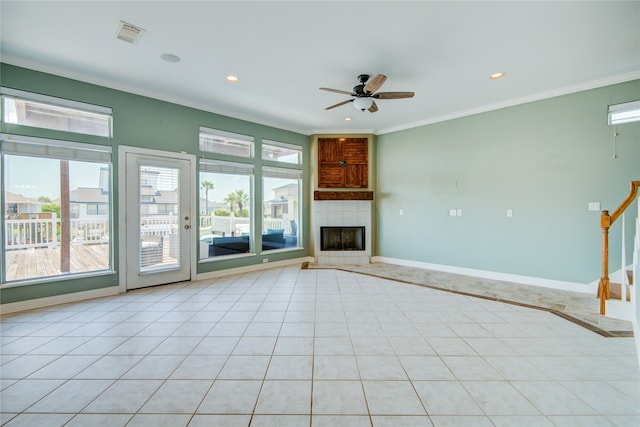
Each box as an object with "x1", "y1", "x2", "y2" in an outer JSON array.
[
  {"x1": 321, "y1": 226, "x2": 365, "y2": 251},
  {"x1": 313, "y1": 199, "x2": 372, "y2": 264}
]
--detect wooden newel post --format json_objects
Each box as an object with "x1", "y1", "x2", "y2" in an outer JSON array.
[{"x1": 597, "y1": 210, "x2": 611, "y2": 315}]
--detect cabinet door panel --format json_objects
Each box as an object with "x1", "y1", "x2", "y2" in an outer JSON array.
[
  {"x1": 319, "y1": 166, "x2": 345, "y2": 187},
  {"x1": 318, "y1": 137, "x2": 368, "y2": 188},
  {"x1": 345, "y1": 164, "x2": 368, "y2": 188},
  {"x1": 342, "y1": 139, "x2": 368, "y2": 164},
  {"x1": 318, "y1": 138, "x2": 341, "y2": 163}
]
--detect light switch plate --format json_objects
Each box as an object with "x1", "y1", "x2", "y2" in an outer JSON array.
[{"x1": 588, "y1": 202, "x2": 601, "y2": 211}]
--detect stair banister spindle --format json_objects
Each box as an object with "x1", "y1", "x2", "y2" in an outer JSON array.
[
  {"x1": 599, "y1": 181, "x2": 640, "y2": 315},
  {"x1": 621, "y1": 213, "x2": 627, "y2": 302}
]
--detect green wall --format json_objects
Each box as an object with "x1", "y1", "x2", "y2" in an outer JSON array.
[
  {"x1": 0, "y1": 63, "x2": 309, "y2": 305},
  {"x1": 376, "y1": 80, "x2": 640, "y2": 284}
]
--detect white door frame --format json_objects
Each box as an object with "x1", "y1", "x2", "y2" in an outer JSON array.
[{"x1": 118, "y1": 146, "x2": 197, "y2": 293}]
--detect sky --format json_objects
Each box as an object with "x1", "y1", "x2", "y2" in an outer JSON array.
[
  {"x1": 4, "y1": 155, "x2": 288, "y2": 207},
  {"x1": 3, "y1": 155, "x2": 104, "y2": 200}
]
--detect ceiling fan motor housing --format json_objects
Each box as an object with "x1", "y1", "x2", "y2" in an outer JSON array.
[{"x1": 353, "y1": 84, "x2": 367, "y2": 96}]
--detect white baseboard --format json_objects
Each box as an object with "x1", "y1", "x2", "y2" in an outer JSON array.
[
  {"x1": 196, "y1": 256, "x2": 314, "y2": 281},
  {"x1": 0, "y1": 286, "x2": 121, "y2": 315},
  {"x1": 371, "y1": 256, "x2": 591, "y2": 294}
]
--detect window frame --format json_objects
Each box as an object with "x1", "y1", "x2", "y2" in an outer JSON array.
[
  {"x1": 262, "y1": 139, "x2": 303, "y2": 165},
  {"x1": 198, "y1": 158, "x2": 255, "y2": 262},
  {"x1": 1, "y1": 87, "x2": 113, "y2": 138},
  {"x1": 1, "y1": 134, "x2": 115, "y2": 286},
  {"x1": 260, "y1": 163, "x2": 304, "y2": 254},
  {"x1": 199, "y1": 126, "x2": 255, "y2": 159}
]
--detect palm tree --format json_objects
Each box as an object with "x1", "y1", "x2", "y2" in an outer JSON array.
[
  {"x1": 201, "y1": 180, "x2": 214, "y2": 214},
  {"x1": 225, "y1": 189, "x2": 249, "y2": 216},
  {"x1": 231, "y1": 189, "x2": 249, "y2": 216},
  {"x1": 223, "y1": 193, "x2": 235, "y2": 215}
]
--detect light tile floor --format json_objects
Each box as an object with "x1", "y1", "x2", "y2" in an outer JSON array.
[{"x1": 1, "y1": 265, "x2": 639, "y2": 426}]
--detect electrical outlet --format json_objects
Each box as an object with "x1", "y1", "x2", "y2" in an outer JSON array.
[
  {"x1": 456, "y1": 209, "x2": 462, "y2": 217},
  {"x1": 262, "y1": 258, "x2": 269, "y2": 263},
  {"x1": 399, "y1": 209, "x2": 404, "y2": 216},
  {"x1": 507, "y1": 209, "x2": 513, "y2": 217}
]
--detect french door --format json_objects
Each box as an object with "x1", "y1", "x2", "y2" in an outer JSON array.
[{"x1": 120, "y1": 148, "x2": 195, "y2": 290}]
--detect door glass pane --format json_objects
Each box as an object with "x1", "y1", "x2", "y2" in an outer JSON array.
[
  {"x1": 3, "y1": 155, "x2": 111, "y2": 282},
  {"x1": 139, "y1": 165, "x2": 180, "y2": 271}
]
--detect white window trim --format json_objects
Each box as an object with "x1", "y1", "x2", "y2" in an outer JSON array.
[
  {"x1": 199, "y1": 126, "x2": 254, "y2": 142},
  {"x1": 1, "y1": 134, "x2": 112, "y2": 162},
  {"x1": 263, "y1": 165, "x2": 303, "y2": 180},
  {"x1": 608, "y1": 100, "x2": 640, "y2": 125},
  {"x1": 200, "y1": 159, "x2": 254, "y2": 175},
  {"x1": 1, "y1": 87, "x2": 113, "y2": 115}
]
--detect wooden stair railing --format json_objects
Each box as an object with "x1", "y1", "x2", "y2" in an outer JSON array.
[{"x1": 598, "y1": 180, "x2": 640, "y2": 315}]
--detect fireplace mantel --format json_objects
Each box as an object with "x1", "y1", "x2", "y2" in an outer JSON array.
[{"x1": 314, "y1": 191, "x2": 373, "y2": 201}]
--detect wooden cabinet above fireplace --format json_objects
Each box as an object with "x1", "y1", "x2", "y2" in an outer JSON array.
[{"x1": 318, "y1": 137, "x2": 368, "y2": 188}]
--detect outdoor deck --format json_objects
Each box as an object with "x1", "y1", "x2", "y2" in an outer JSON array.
[{"x1": 4, "y1": 244, "x2": 110, "y2": 282}]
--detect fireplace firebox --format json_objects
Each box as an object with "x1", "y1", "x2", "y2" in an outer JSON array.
[{"x1": 320, "y1": 226, "x2": 365, "y2": 251}]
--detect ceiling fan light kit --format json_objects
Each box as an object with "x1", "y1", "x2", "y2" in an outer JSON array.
[
  {"x1": 320, "y1": 73, "x2": 414, "y2": 113},
  {"x1": 353, "y1": 97, "x2": 374, "y2": 111}
]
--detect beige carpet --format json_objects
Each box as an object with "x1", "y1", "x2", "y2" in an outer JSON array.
[{"x1": 302, "y1": 262, "x2": 633, "y2": 337}]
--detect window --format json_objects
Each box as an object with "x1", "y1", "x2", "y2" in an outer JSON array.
[
  {"x1": 262, "y1": 166, "x2": 302, "y2": 252},
  {"x1": 1, "y1": 87, "x2": 112, "y2": 137},
  {"x1": 608, "y1": 100, "x2": 640, "y2": 125},
  {"x1": 199, "y1": 160, "x2": 253, "y2": 259},
  {"x1": 199, "y1": 127, "x2": 254, "y2": 158},
  {"x1": 262, "y1": 140, "x2": 302, "y2": 164},
  {"x1": 197, "y1": 130, "x2": 303, "y2": 260},
  {"x1": 2, "y1": 135, "x2": 113, "y2": 283}
]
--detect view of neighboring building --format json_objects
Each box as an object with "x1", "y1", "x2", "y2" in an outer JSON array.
[
  {"x1": 264, "y1": 183, "x2": 298, "y2": 219},
  {"x1": 4, "y1": 191, "x2": 42, "y2": 216}
]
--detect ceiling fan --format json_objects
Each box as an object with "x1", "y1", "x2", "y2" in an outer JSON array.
[{"x1": 320, "y1": 74, "x2": 414, "y2": 113}]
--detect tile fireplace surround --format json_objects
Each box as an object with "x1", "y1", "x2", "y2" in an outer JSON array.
[{"x1": 313, "y1": 192, "x2": 372, "y2": 265}]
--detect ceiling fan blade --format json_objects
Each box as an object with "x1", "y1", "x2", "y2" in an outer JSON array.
[
  {"x1": 375, "y1": 91, "x2": 415, "y2": 99},
  {"x1": 368, "y1": 101, "x2": 378, "y2": 113},
  {"x1": 325, "y1": 99, "x2": 353, "y2": 110},
  {"x1": 320, "y1": 87, "x2": 353, "y2": 96},
  {"x1": 363, "y1": 74, "x2": 387, "y2": 93}
]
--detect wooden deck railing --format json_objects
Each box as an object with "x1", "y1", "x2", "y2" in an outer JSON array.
[{"x1": 598, "y1": 180, "x2": 640, "y2": 315}]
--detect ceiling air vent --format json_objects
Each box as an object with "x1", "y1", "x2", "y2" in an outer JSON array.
[{"x1": 115, "y1": 21, "x2": 145, "y2": 44}]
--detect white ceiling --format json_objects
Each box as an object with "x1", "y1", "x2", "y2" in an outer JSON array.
[{"x1": 1, "y1": 1, "x2": 639, "y2": 135}]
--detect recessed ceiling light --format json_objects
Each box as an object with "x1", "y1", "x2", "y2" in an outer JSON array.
[
  {"x1": 344, "y1": 117, "x2": 352, "y2": 121},
  {"x1": 160, "y1": 53, "x2": 180, "y2": 63},
  {"x1": 490, "y1": 72, "x2": 505, "y2": 80},
  {"x1": 226, "y1": 75, "x2": 239, "y2": 82}
]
